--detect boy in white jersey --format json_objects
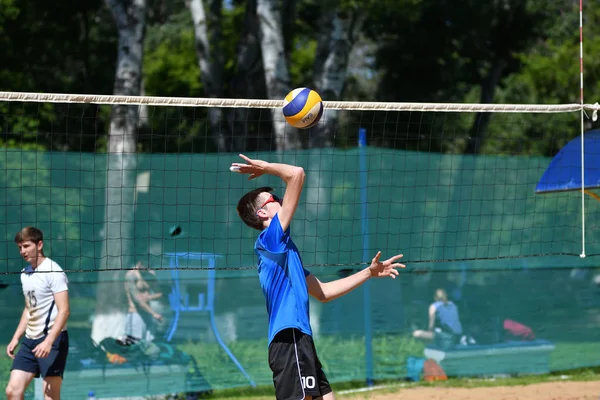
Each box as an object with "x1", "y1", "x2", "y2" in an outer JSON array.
[{"x1": 5, "y1": 227, "x2": 70, "y2": 400}]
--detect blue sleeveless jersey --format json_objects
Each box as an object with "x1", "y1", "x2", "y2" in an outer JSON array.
[
  {"x1": 433, "y1": 300, "x2": 463, "y2": 335},
  {"x1": 255, "y1": 214, "x2": 312, "y2": 344}
]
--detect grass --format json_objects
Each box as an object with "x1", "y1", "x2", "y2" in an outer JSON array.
[
  {"x1": 173, "y1": 334, "x2": 600, "y2": 391},
  {"x1": 0, "y1": 335, "x2": 598, "y2": 399},
  {"x1": 0, "y1": 352, "x2": 35, "y2": 398},
  {"x1": 171, "y1": 334, "x2": 426, "y2": 390}
]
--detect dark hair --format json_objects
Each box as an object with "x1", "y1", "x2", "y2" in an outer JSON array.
[
  {"x1": 237, "y1": 186, "x2": 274, "y2": 231},
  {"x1": 15, "y1": 226, "x2": 44, "y2": 245}
]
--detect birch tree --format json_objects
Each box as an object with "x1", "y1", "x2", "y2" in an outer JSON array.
[
  {"x1": 189, "y1": 0, "x2": 229, "y2": 151},
  {"x1": 92, "y1": 0, "x2": 146, "y2": 345},
  {"x1": 257, "y1": 0, "x2": 300, "y2": 150},
  {"x1": 228, "y1": 0, "x2": 264, "y2": 152},
  {"x1": 312, "y1": 0, "x2": 363, "y2": 148}
]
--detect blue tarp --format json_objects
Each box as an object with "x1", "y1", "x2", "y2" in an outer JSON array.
[{"x1": 536, "y1": 129, "x2": 600, "y2": 193}]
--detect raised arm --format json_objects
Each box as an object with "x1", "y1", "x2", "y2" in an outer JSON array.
[
  {"x1": 271, "y1": 163, "x2": 304, "y2": 231},
  {"x1": 306, "y1": 252, "x2": 405, "y2": 302},
  {"x1": 231, "y1": 154, "x2": 305, "y2": 231}
]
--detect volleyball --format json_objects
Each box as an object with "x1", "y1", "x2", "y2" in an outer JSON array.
[{"x1": 282, "y1": 88, "x2": 323, "y2": 129}]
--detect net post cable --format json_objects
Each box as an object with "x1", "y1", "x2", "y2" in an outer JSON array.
[{"x1": 580, "y1": 0, "x2": 586, "y2": 258}]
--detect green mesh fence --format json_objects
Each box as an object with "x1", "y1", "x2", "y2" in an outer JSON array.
[
  {"x1": 0, "y1": 148, "x2": 599, "y2": 399},
  {"x1": 2, "y1": 147, "x2": 600, "y2": 272}
]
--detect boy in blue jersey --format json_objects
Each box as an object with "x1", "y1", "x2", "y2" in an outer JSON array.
[{"x1": 234, "y1": 155, "x2": 405, "y2": 400}]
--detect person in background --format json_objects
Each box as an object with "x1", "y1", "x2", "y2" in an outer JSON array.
[
  {"x1": 413, "y1": 288, "x2": 463, "y2": 348},
  {"x1": 124, "y1": 261, "x2": 164, "y2": 343}
]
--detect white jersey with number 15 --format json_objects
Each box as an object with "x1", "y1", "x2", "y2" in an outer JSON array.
[{"x1": 20, "y1": 258, "x2": 69, "y2": 340}]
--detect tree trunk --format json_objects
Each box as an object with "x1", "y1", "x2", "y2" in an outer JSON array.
[
  {"x1": 139, "y1": 75, "x2": 149, "y2": 131},
  {"x1": 466, "y1": 59, "x2": 507, "y2": 154},
  {"x1": 229, "y1": 0, "x2": 264, "y2": 152},
  {"x1": 281, "y1": 0, "x2": 296, "y2": 55},
  {"x1": 311, "y1": 3, "x2": 362, "y2": 148},
  {"x1": 257, "y1": 0, "x2": 299, "y2": 150},
  {"x1": 189, "y1": 0, "x2": 229, "y2": 152},
  {"x1": 92, "y1": 0, "x2": 146, "y2": 345}
]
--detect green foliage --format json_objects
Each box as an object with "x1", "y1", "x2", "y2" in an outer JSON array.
[
  {"x1": 140, "y1": 3, "x2": 255, "y2": 152},
  {"x1": 0, "y1": 0, "x2": 598, "y2": 155},
  {"x1": 289, "y1": 37, "x2": 317, "y2": 87},
  {"x1": 142, "y1": 10, "x2": 208, "y2": 152},
  {"x1": 484, "y1": 3, "x2": 600, "y2": 156},
  {"x1": 0, "y1": 0, "x2": 19, "y2": 33},
  {"x1": 220, "y1": 2, "x2": 249, "y2": 76},
  {"x1": 0, "y1": 0, "x2": 115, "y2": 151},
  {"x1": 144, "y1": 11, "x2": 202, "y2": 97},
  {"x1": 1, "y1": 0, "x2": 115, "y2": 93}
]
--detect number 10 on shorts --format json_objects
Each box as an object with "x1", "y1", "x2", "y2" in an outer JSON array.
[{"x1": 301, "y1": 375, "x2": 316, "y2": 389}]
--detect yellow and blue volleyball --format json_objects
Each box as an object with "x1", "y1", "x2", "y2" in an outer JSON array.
[{"x1": 282, "y1": 88, "x2": 323, "y2": 129}]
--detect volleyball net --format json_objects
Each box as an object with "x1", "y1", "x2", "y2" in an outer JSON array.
[{"x1": 0, "y1": 92, "x2": 599, "y2": 398}]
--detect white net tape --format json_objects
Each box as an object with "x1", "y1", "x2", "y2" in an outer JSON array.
[{"x1": 1, "y1": 91, "x2": 600, "y2": 113}]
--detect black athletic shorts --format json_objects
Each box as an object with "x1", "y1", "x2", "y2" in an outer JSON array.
[
  {"x1": 12, "y1": 331, "x2": 69, "y2": 378},
  {"x1": 268, "y1": 328, "x2": 332, "y2": 400}
]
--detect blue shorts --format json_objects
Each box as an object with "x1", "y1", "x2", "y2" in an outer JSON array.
[{"x1": 11, "y1": 331, "x2": 69, "y2": 378}]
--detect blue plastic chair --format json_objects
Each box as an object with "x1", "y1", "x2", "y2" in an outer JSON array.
[{"x1": 163, "y1": 252, "x2": 256, "y2": 387}]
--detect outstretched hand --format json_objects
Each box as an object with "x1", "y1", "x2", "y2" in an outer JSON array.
[
  {"x1": 230, "y1": 154, "x2": 269, "y2": 180},
  {"x1": 368, "y1": 251, "x2": 405, "y2": 279}
]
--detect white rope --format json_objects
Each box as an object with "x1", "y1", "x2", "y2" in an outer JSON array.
[{"x1": 0, "y1": 91, "x2": 598, "y2": 113}]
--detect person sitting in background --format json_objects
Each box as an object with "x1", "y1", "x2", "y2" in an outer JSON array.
[
  {"x1": 413, "y1": 288, "x2": 463, "y2": 348},
  {"x1": 124, "y1": 261, "x2": 164, "y2": 343}
]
